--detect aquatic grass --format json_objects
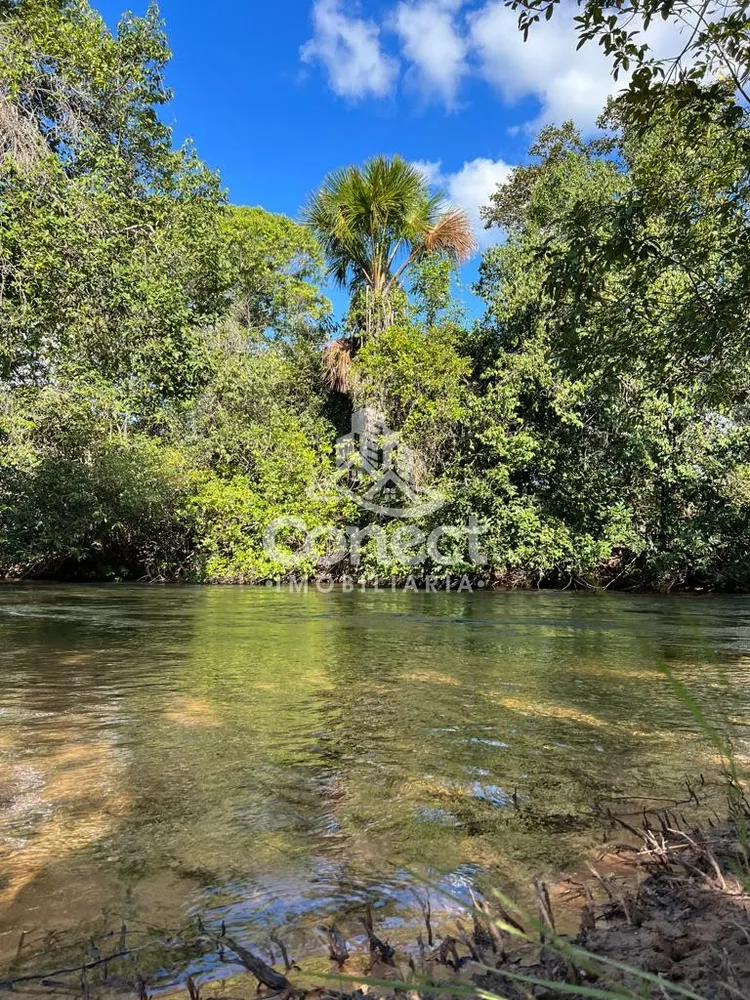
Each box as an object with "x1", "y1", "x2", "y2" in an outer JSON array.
[
  {"x1": 656, "y1": 660, "x2": 750, "y2": 885},
  {"x1": 313, "y1": 868, "x2": 714, "y2": 1000},
  {"x1": 321, "y1": 968, "x2": 645, "y2": 1000}
]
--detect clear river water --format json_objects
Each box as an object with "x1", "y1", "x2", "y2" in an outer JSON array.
[{"x1": 1, "y1": 585, "x2": 750, "y2": 971}]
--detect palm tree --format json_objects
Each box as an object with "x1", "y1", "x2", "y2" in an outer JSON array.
[{"x1": 303, "y1": 155, "x2": 475, "y2": 349}]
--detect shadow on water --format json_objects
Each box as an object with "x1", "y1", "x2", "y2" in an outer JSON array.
[{"x1": 1, "y1": 585, "x2": 750, "y2": 967}]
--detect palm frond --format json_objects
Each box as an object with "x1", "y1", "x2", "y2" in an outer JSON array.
[
  {"x1": 303, "y1": 156, "x2": 475, "y2": 314},
  {"x1": 422, "y1": 208, "x2": 476, "y2": 262},
  {"x1": 322, "y1": 338, "x2": 355, "y2": 392}
]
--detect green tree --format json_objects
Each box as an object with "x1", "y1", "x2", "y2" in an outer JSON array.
[
  {"x1": 219, "y1": 206, "x2": 330, "y2": 345},
  {"x1": 303, "y1": 155, "x2": 474, "y2": 341},
  {"x1": 0, "y1": 0, "x2": 227, "y2": 402},
  {"x1": 0, "y1": 2, "x2": 344, "y2": 582},
  {"x1": 468, "y1": 91, "x2": 750, "y2": 589}
]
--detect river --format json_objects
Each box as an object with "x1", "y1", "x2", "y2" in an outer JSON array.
[{"x1": 1, "y1": 585, "x2": 749, "y2": 973}]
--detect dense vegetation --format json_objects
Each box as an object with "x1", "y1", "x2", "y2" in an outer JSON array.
[{"x1": 1, "y1": 0, "x2": 749, "y2": 590}]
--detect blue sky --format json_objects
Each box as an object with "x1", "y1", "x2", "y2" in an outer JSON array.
[{"x1": 92, "y1": 0, "x2": 684, "y2": 313}]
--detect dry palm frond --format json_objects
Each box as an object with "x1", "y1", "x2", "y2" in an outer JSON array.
[
  {"x1": 423, "y1": 208, "x2": 476, "y2": 262},
  {"x1": 0, "y1": 92, "x2": 46, "y2": 169},
  {"x1": 322, "y1": 338, "x2": 355, "y2": 392}
]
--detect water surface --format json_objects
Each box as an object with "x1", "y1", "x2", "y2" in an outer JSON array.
[{"x1": 1, "y1": 585, "x2": 749, "y2": 964}]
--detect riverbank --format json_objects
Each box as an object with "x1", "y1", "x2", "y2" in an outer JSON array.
[
  {"x1": 4, "y1": 575, "x2": 750, "y2": 595},
  {"x1": 4, "y1": 801, "x2": 749, "y2": 1000},
  {"x1": 197, "y1": 812, "x2": 750, "y2": 1000},
  {"x1": 176, "y1": 807, "x2": 750, "y2": 1000}
]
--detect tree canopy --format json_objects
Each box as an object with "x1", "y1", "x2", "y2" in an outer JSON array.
[
  {"x1": 510, "y1": 0, "x2": 750, "y2": 107},
  {"x1": 2, "y1": 0, "x2": 750, "y2": 591}
]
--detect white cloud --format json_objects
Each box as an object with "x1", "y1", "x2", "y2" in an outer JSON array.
[
  {"x1": 301, "y1": 0, "x2": 399, "y2": 100},
  {"x1": 391, "y1": 0, "x2": 467, "y2": 106},
  {"x1": 412, "y1": 159, "x2": 445, "y2": 186},
  {"x1": 469, "y1": 1, "x2": 619, "y2": 128},
  {"x1": 301, "y1": 0, "x2": 697, "y2": 128},
  {"x1": 468, "y1": 0, "x2": 695, "y2": 130},
  {"x1": 414, "y1": 156, "x2": 513, "y2": 247}
]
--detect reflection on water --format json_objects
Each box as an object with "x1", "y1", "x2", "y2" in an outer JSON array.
[{"x1": 1, "y1": 585, "x2": 750, "y2": 961}]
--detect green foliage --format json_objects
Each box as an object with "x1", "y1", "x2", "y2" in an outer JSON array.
[
  {"x1": 410, "y1": 251, "x2": 457, "y2": 327},
  {"x1": 2, "y1": 0, "x2": 750, "y2": 591},
  {"x1": 0, "y1": 0, "x2": 174, "y2": 177},
  {"x1": 1, "y1": 151, "x2": 225, "y2": 399},
  {"x1": 187, "y1": 411, "x2": 347, "y2": 583},
  {"x1": 354, "y1": 321, "x2": 470, "y2": 464},
  {"x1": 0, "y1": 386, "x2": 194, "y2": 579},
  {"x1": 220, "y1": 206, "x2": 330, "y2": 343},
  {"x1": 510, "y1": 0, "x2": 750, "y2": 112},
  {"x1": 0, "y1": 0, "x2": 338, "y2": 582},
  {"x1": 468, "y1": 93, "x2": 750, "y2": 589},
  {"x1": 0, "y1": 0, "x2": 227, "y2": 399}
]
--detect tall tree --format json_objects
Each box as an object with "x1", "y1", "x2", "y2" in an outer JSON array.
[
  {"x1": 0, "y1": 0, "x2": 226, "y2": 400},
  {"x1": 468, "y1": 90, "x2": 750, "y2": 590},
  {"x1": 303, "y1": 155, "x2": 474, "y2": 341}
]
